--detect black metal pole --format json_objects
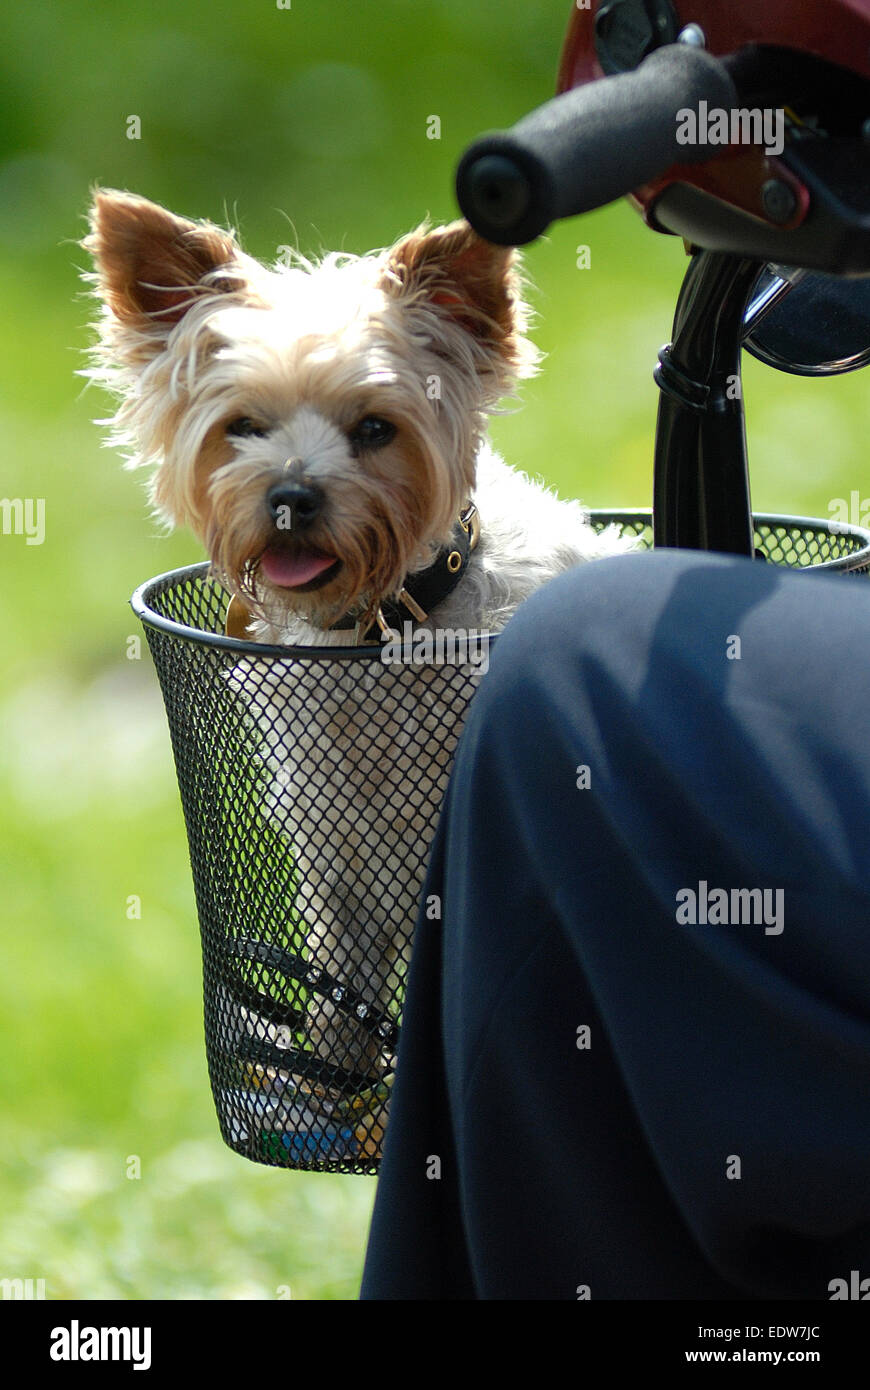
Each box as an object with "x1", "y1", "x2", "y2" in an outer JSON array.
[{"x1": 653, "y1": 251, "x2": 763, "y2": 555}]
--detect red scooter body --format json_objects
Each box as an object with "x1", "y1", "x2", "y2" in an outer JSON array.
[{"x1": 557, "y1": 0, "x2": 870, "y2": 237}]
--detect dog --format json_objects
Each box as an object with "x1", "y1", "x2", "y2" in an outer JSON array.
[{"x1": 83, "y1": 189, "x2": 626, "y2": 1158}]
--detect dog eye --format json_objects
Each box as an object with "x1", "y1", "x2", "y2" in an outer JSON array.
[
  {"x1": 227, "y1": 417, "x2": 268, "y2": 438},
  {"x1": 349, "y1": 416, "x2": 396, "y2": 453}
]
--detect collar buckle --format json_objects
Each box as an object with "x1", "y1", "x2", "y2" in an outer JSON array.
[
  {"x1": 337, "y1": 503, "x2": 482, "y2": 642},
  {"x1": 459, "y1": 501, "x2": 481, "y2": 551}
]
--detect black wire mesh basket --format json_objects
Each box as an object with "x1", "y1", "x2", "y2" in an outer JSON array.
[{"x1": 132, "y1": 511, "x2": 870, "y2": 1176}]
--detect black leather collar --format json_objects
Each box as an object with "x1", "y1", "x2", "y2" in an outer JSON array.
[{"x1": 332, "y1": 503, "x2": 480, "y2": 643}]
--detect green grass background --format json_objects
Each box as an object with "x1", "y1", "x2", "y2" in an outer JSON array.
[{"x1": 2, "y1": 0, "x2": 869, "y2": 1301}]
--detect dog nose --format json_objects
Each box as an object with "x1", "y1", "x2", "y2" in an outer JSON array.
[{"x1": 266, "y1": 480, "x2": 324, "y2": 530}]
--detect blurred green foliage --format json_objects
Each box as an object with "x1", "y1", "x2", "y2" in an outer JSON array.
[{"x1": 2, "y1": 0, "x2": 869, "y2": 1300}]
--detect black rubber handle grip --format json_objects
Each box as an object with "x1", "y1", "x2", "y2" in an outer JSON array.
[{"x1": 455, "y1": 44, "x2": 738, "y2": 245}]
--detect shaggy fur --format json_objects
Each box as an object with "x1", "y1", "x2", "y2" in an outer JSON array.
[{"x1": 82, "y1": 190, "x2": 627, "y2": 1143}]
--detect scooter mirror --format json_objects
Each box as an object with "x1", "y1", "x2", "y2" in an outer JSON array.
[{"x1": 743, "y1": 265, "x2": 870, "y2": 376}]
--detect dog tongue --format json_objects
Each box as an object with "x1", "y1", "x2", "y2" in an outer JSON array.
[{"x1": 260, "y1": 548, "x2": 335, "y2": 588}]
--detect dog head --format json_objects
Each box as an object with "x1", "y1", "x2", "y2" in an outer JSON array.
[{"x1": 82, "y1": 189, "x2": 538, "y2": 628}]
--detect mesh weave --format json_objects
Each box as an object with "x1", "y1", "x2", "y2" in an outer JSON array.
[{"x1": 134, "y1": 512, "x2": 870, "y2": 1175}]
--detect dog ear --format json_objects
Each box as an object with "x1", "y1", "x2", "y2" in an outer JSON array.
[
  {"x1": 381, "y1": 220, "x2": 536, "y2": 378},
  {"x1": 83, "y1": 188, "x2": 245, "y2": 332}
]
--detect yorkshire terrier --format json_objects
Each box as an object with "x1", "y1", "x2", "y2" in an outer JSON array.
[{"x1": 83, "y1": 189, "x2": 625, "y2": 1157}]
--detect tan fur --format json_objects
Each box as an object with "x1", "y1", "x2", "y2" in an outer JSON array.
[
  {"x1": 81, "y1": 190, "x2": 626, "y2": 1135},
  {"x1": 83, "y1": 189, "x2": 243, "y2": 328},
  {"x1": 82, "y1": 189, "x2": 536, "y2": 629}
]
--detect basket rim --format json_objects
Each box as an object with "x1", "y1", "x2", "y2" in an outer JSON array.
[
  {"x1": 131, "y1": 562, "x2": 392, "y2": 660},
  {"x1": 130, "y1": 510, "x2": 870, "y2": 656}
]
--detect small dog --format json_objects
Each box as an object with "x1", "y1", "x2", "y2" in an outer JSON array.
[{"x1": 83, "y1": 190, "x2": 625, "y2": 1155}]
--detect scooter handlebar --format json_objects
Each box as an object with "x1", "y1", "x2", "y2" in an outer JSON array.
[{"x1": 455, "y1": 44, "x2": 738, "y2": 245}]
